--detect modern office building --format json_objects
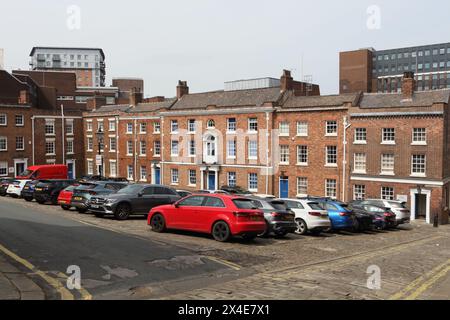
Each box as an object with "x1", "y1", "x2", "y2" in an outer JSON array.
[
  {"x1": 29, "y1": 47, "x2": 106, "y2": 87},
  {"x1": 340, "y1": 42, "x2": 450, "y2": 94}
]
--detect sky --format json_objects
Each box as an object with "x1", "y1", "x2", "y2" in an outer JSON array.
[{"x1": 1, "y1": 0, "x2": 449, "y2": 97}]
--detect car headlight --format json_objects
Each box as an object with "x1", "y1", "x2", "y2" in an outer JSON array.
[{"x1": 105, "y1": 199, "x2": 118, "y2": 205}]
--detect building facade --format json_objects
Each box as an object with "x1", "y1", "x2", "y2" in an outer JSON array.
[
  {"x1": 340, "y1": 42, "x2": 450, "y2": 94},
  {"x1": 29, "y1": 47, "x2": 106, "y2": 87}
]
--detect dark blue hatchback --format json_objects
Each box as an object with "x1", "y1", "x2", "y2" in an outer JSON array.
[{"x1": 314, "y1": 199, "x2": 356, "y2": 230}]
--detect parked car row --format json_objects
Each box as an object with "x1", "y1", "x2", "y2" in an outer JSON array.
[{"x1": 0, "y1": 177, "x2": 411, "y2": 242}]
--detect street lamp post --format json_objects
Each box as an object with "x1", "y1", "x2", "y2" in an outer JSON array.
[{"x1": 96, "y1": 128, "x2": 104, "y2": 178}]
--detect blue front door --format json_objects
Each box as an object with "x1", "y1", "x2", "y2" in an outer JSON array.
[
  {"x1": 67, "y1": 163, "x2": 74, "y2": 179},
  {"x1": 280, "y1": 178, "x2": 289, "y2": 198},
  {"x1": 208, "y1": 172, "x2": 216, "y2": 191},
  {"x1": 155, "y1": 167, "x2": 161, "y2": 185}
]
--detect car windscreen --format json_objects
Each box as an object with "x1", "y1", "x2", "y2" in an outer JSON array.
[
  {"x1": 117, "y1": 184, "x2": 143, "y2": 194},
  {"x1": 270, "y1": 201, "x2": 288, "y2": 210},
  {"x1": 233, "y1": 199, "x2": 257, "y2": 209},
  {"x1": 19, "y1": 170, "x2": 33, "y2": 177},
  {"x1": 388, "y1": 201, "x2": 408, "y2": 209},
  {"x1": 308, "y1": 202, "x2": 323, "y2": 210},
  {"x1": 77, "y1": 183, "x2": 97, "y2": 190}
]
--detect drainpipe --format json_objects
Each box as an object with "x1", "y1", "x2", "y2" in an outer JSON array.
[
  {"x1": 161, "y1": 117, "x2": 165, "y2": 185},
  {"x1": 31, "y1": 116, "x2": 35, "y2": 165},
  {"x1": 265, "y1": 112, "x2": 270, "y2": 195},
  {"x1": 134, "y1": 119, "x2": 137, "y2": 182},
  {"x1": 342, "y1": 116, "x2": 351, "y2": 201},
  {"x1": 61, "y1": 104, "x2": 65, "y2": 165},
  {"x1": 116, "y1": 116, "x2": 119, "y2": 177}
]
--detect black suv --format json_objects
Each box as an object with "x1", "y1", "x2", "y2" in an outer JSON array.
[
  {"x1": 71, "y1": 181, "x2": 128, "y2": 213},
  {"x1": 0, "y1": 178, "x2": 15, "y2": 196},
  {"x1": 89, "y1": 184, "x2": 181, "y2": 220},
  {"x1": 34, "y1": 180, "x2": 78, "y2": 204},
  {"x1": 21, "y1": 180, "x2": 42, "y2": 202}
]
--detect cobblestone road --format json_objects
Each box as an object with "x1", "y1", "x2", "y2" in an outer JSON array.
[{"x1": 2, "y1": 196, "x2": 450, "y2": 300}]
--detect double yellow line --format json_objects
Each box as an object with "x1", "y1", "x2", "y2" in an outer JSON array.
[
  {"x1": 389, "y1": 258, "x2": 450, "y2": 300},
  {"x1": 0, "y1": 243, "x2": 92, "y2": 300}
]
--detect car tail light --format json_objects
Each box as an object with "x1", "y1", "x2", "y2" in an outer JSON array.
[
  {"x1": 384, "y1": 213, "x2": 393, "y2": 217},
  {"x1": 270, "y1": 212, "x2": 281, "y2": 217},
  {"x1": 339, "y1": 212, "x2": 350, "y2": 216},
  {"x1": 309, "y1": 212, "x2": 322, "y2": 217},
  {"x1": 89, "y1": 191, "x2": 97, "y2": 195}
]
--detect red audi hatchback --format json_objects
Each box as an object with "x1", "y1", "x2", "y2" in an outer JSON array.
[{"x1": 148, "y1": 194, "x2": 266, "y2": 242}]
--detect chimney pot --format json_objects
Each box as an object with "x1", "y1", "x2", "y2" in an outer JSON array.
[
  {"x1": 280, "y1": 69, "x2": 294, "y2": 92},
  {"x1": 402, "y1": 71, "x2": 416, "y2": 100},
  {"x1": 177, "y1": 80, "x2": 189, "y2": 99}
]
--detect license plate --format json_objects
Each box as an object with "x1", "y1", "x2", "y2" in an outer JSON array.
[
  {"x1": 24, "y1": 187, "x2": 29, "y2": 190},
  {"x1": 74, "y1": 197, "x2": 83, "y2": 201},
  {"x1": 36, "y1": 188, "x2": 42, "y2": 191},
  {"x1": 91, "y1": 205, "x2": 99, "y2": 209},
  {"x1": 250, "y1": 216, "x2": 260, "y2": 221},
  {"x1": 59, "y1": 200, "x2": 66, "y2": 204}
]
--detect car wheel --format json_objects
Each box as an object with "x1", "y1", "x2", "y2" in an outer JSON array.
[
  {"x1": 258, "y1": 221, "x2": 271, "y2": 238},
  {"x1": 24, "y1": 197, "x2": 33, "y2": 202},
  {"x1": 310, "y1": 230, "x2": 322, "y2": 236},
  {"x1": 150, "y1": 214, "x2": 166, "y2": 233},
  {"x1": 295, "y1": 219, "x2": 308, "y2": 235},
  {"x1": 76, "y1": 208, "x2": 87, "y2": 214},
  {"x1": 212, "y1": 221, "x2": 231, "y2": 242},
  {"x1": 94, "y1": 213, "x2": 105, "y2": 218},
  {"x1": 61, "y1": 205, "x2": 70, "y2": 211},
  {"x1": 37, "y1": 200, "x2": 45, "y2": 205},
  {"x1": 275, "y1": 231, "x2": 288, "y2": 238},
  {"x1": 114, "y1": 203, "x2": 131, "y2": 221}
]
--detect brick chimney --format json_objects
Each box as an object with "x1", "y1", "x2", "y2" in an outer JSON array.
[
  {"x1": 402, "y1": 71, "x2": 416, "y2": 100},
  {"x1": 86, "y1": 95, "x2": 107, "y2": 111},
  {"x1": 177, "y1": 81, "x2": 189, "y2": 99},
  {"x1": 129, "y1": 87, "x2": 143, "y2": 106},
  {"x1": 18, "y1": 90, "x2": 30, "y2": 105},
  {"x1": 280, "y1": 69, "x2": 294, "y2": 92}
]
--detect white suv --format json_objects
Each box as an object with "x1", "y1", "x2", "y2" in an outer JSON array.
[
  {"x1": 6, "y1": 180, "x2": 31, "y2": 198},
  {"x1": 281, "y1": 199, "x2": 331, "y2": 235},
  {"x1": 361, "y1": 199, "x2": 411, "y2": 225}
]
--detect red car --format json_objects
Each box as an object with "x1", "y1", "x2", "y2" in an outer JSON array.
[
  {"x1": 148, "y1": 194, "x2": 266, "y2": 242},
  {"x1": 57, "y1": 185, "x2": 78, "y2": 210}
]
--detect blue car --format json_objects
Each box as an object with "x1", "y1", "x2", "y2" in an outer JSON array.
[{"x1": 313, "y1": 199, "x2": 356, "y2": 230}]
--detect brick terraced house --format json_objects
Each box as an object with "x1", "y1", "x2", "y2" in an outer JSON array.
[{"x1": 82, "y1": 70, "x2": 450, "y2": 225}]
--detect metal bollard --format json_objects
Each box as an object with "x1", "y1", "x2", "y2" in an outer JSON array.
[{"x1": 433, "y1": 213, "x2": 439, "y2": 228}]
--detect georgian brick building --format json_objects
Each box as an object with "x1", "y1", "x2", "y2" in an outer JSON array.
[{"x1": 81, "y1": 70, "x2": 450, "y2": 225}]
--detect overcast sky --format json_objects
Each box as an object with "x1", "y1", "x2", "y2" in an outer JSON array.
[{"x1": 1, "y1": 0, "x2": 449, "y2": 97}]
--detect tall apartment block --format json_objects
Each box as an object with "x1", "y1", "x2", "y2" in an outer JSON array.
[
  {"x1": 340, "y1": 42, "x2": 450, "y2": 94},
  {"x1": 29, "y1": 47, "x2": 106, "y2": 87}
]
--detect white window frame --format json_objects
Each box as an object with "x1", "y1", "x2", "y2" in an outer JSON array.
[
  {"x1": 127, "y1": 165, "x2": 134, "y2": 180},
  {"x1": 412, "y1": 128, "x2": 427, "y2": 145},
  {"x1": 227, "y1": 118, "x2": 237, "y2": 133},
  {"x1": 353, "y1": 185, "x2": 366, "y2": 201},
  {"x1": 87, "y1": 160, "x2": 94, "y2": 175},
  {"x1": 126, "y1": 123, "x2": 133, "y2": 134},
  {"x1": 15, "y1": 136, "x2": 25, "y2": 151},
  {"x1": 227, "y1": 140, "x2": 236, "y2": 159},
  {"x1": 140, "y1": 141, "x2": 147, "y2": 156},
  {"x1": 280, "y1": 145, "x2": 290, "y2": 165},
  {"x1": 248, "y1": 140, "x2": 258, "y2": 160},
  {"x1": 154, "y1": 141, "x2": 161, "y2": 157},
  {"x1": 279, "y1": 122, "x2": 290, "y2": 137},
  {"x1": 354, "y1": 128, "x2": 367, "y2": 144},
  {"x1": 109, "y1": 160, "x2": 117, "y2": 178},
  {"x1": 66, "y1": 139, "x2": 74, "y2": 154},
  {"x1": 139, "y1": 122, "x2": 147, "y2": 134},
  {"x1": 45, "y1": 139, "x2": 56, "y2": 156},
  {"x1": 297, "y1": 145, "x2": 308, "y2": 166},
  {"x1": 15, "y1": 115, "x2": 24, "y2": 127},
  {"x1": 109, "y1": 120, "x2": 116, "y2": 132},
  {"x1": 248, "y1": 173, "x2": 258, "y2": 192},
  {"x1": 188, "y1": 119, "x2": 196, "y2": 133},
  {"x1": 0, "y1": 137, "x2": 7, "y2": 152},
  {"x1": 325, "y1": 146, "x2": 338, "y2": 167},
  {"x1": 153, "y1": 122, "x2": 161, "y2": 134},
  {"x1": 171, "y1": 140, "x2": 179, "y2": 157},
  {"x1": 382, "y1": 128, "x2": 396, "y2": 145},
  {"x1": 109, "y1": 137, "x2": 117, "y2": 152},
  {"x1": 171, "y1": 120, "x2": 179, "y2": 134},
  {"x1": 381, "y1": 187, "x2": 394, "y2": 201},
  {"x1": 353, "y1": 153, "x2": 367, "y2": 174},
  {"x1": 325, "y1": 179, "x2": 337, "y2": 199},
  {"x1": 0, "y1": 114, "x2": 7, "y2": 126},
  {"x1": 297, "y1": 177, "x2": 308, "y2": 197},
  {"x1": 171, "y1": 169, "x2": 179, "y2": 185},
  {"x1": 87, "y1": 137, "x2": 93, "y2": 152},
  {"x1": 140, "y1": 166, "x2": 147, "y2": 182},
  {"x1": 227, "y1": 172, "x2": 237, "y2": 187},
  {"x1": 45, "y1": 120, "x2": 55, "y2": 136},
  {"x1": 296, "y1": 122, "x2": 308, "y2": 137},
  {"x1": 86, "y1": 120, "x2": 93, "y2": 132},
  {"x1": 0, "y1": 161, "x2": 8, "y2": 177},
  {"x1": 248, "y1": 118, "x2": 258, "y2": 133},
  {"x1": 127, "y1": 141, "x2": 133, "y2": 156},
  {"x1": 326, "y1": 121, "x2": 338, "y2": 136},
  {"x1": 189, "y1": 140, "x2": 196, "y2": 157},
  {"x1": 411, "y1": 154, "x2": 426, "y2": 177},
  {"x1": 381, "y1": 154, "x2": 395, "y2": 175},
  {"x1": 188, "y1": 170, "x2": 197, "y2": 186},
  {"x1": 66, "y1": 119, "x2": 74, "y2": 135}
]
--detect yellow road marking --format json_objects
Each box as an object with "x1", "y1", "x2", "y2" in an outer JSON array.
[
  {"x1": 390, "y1": 258, "x2": 450, "y2": 300},
  {"x1": 205, "y1": 256, "x2": 242, "y2": 271},
  {"x1": 56, "y1": 272, "x2": 92, "y2": 300},
  {"x1": 0, "y1": 243, "x2": 74, "y2": 300}
]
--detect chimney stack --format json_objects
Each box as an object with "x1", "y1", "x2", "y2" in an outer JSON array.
[
  {"x1": 129, "y1": 87, "x2": 143, "y2": 106},
  {"x1": 402, "y1": 71, "x2": 416, "y2": 100},
  {"x1": 177, "y1": 81, "x2": 189, "y2": 99},
  {"x1": 280, "y1": 69, "x2": 294, "y2": 92}
]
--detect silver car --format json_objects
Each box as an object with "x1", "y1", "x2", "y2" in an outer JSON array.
[{"x1": 360, "y1": 199, "x2": 411, "y2": 225}]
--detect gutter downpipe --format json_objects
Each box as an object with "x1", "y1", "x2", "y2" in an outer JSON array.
[{"x1": 343, "y1": 116, "x2": 351, "y2": 201}]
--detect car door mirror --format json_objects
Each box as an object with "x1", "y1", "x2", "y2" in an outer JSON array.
[
  {"x1": 138, "y1": 192, "x2": 144, "y2": 197},
  {"x1": 174, "y1": 203, "x2": 180, "y2": 208}
]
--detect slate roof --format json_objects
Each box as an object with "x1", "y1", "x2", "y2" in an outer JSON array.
[
  {"x1": 94, "y1": 104, "x2": 131, "y2": 113},
  {"x1": 281, "y1": 92, "x2": 360, "y2": 109},
  {"x1": 170, "y1": 87, "x2": 283, "y2": 110},
  {"x1": 360, "y1": 90, "x2": 450, "y2": 108},
  {"x1": 127, "y1": 98, "x2": 177, "y2": 113}
]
